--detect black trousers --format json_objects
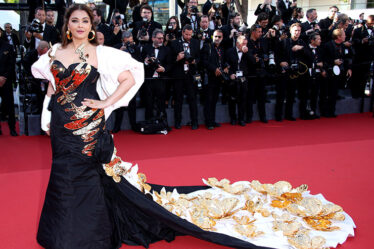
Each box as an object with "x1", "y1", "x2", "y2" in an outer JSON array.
[
  {"x1": 173, "y1": 74, "x2": 198, "y2": 125},
  {"x1": 0, "y1": 80, "x2": 16, "y2": 131},
  {"x1": 275, "y1": 74, "x2": 298, "y2": 119},
  {"x1": 246, "y1": 76, "x2": 266, "y2": 121},
  {"x1": 297, "y1": 75, "x2": 311, "y2": 119},
  {"x1": 308, "y1": 75, "x2": 322, "y2": 114},
  {"x1": 228, "y1": 79, "x2": 247, "y2": 122},
  {"x1": 112, "y1": 97, "x2": 137, "y2": 131},
  {"x1": 351, "y1": 63, "x2": 371, "y2": 98},
  {"x1": 204, "y1": 75, "x2": 221, "y2": 126},
  {"x1": 144, "y1": 79, "x2": 166, "y2": 120},
  {"x1": 320, "y1": 74, "x2": 340, "y2": 116}
]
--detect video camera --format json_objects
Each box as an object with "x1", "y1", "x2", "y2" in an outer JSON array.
[{"x1": 27, "y1": 19, "x2": 43, "y2": 33}]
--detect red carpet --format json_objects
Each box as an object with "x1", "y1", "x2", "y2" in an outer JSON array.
[{"x1": 1, "y1": 113, "x2": 373, "y2": 249}]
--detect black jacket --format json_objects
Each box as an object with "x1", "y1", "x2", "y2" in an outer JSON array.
[
  {"x1": 225, "y1": 46, "x2": 254, "y2": 77},
  {"x1": 0, "y1": 40, "x2": 15, "y2": 79},
  {"x1": 24, "y1": 24, "x2": 59, "y2": 50},
  {"x1": 202, "y1": 42, "x2": 226, "y2": 75},
  {"x1": 170, "y1": 37, "x2": 200, "y2": 77},
  {"x1": 141, "y1": 43, "x2": 172, "y2": 77},
  {"x1": 22, "y1": 49, "x2": 39, "y2": 76},
  {"x1": 279, "y1": 37, "x2": 308, "y2": 64},
  {"x1": 352, "y1": 25, "x2": 374, "y2": 63},
  {"x1": 318, "y1": 17, "x2": 334, "y2": 43},
  {"x1": 301, "y1": 21, "x2": 319, "y2": 44},
  {"x1": 323, "y1": 40, "x2": 353, "y2": 71}
]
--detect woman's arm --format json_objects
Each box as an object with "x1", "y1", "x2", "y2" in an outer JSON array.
[{"x1": 81, "y1": 70, "x2": 135, "y2": 109}]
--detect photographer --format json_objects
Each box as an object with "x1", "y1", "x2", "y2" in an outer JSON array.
[
  {"x1": 322, "y1": 28, "x2": 353, "y2": 118},
  {"x1": 141, "y1": 29, "x2": 172, "y2": 121},
  {"x1": 221, "y1": 12, "x2": 242, "y2": 49},
  {"x1": 0, "y1": 30, "x2": 17, "y2": 136},
  {"x1": 180, "y1": 0, "x2": 201, "y2": 32},
  {"x1": 132, "y1": 0, "x2": 149, "y2": 23},
  {"x1": 304, "y1": 33, "x2": 326, "y2": 119},
  {"x1": 255, "y1": 0, "x2": 277, "y2": 23},
  {"x1": 256, "y1": 13, "x2": 270, "y2": 36},
  {"x1": 267, "y1": 15, "x2": 288, "y2": 53},
  {"x1": 288, "y1": 7, "x2": 304, "y2": 27},
  {"x1": 93, "y1": 8, "x2": 120, "y2": 47},
  {"x1": 171, "y1": 25, "x2": 201, "y2": 130},
  {"x1": 24, "y1": 7, "x2": 59, "y2": 51},
  {"x1": 276, "y1": 23, "x2": 308, "y2": 121},
  {"x1": 221, "y1": 0, "x2": 236, "y2": 25},
  {"x1": 225, "y1": 35, "x2": 252, "y2": 126},
  {"x1": 196, "y1": 15, "x2": 214, "y2": 49},
  {"x1": 202, "y1": 29, "x2": 228, "y2": 129},
  {"x1": 21, "y1": 41, "x2": 50, "y2": 119},
  {"x1": 247, "y1": 24, "x2": 268, "y2": 123},
  {"x1": 318, "y1": 6, "x2": 339, "y2": 43},
  {"x1": 301, "y1": 9, "x2": 321, "y2": 44},
  {"x1": 112, "y1": 31, "x2": 140, "y2": 132},
  {"x1": 3, "y1": 23, "x2": 20, "y2": 54},
  {"x1": 351, "y1": 15, "x2": 374, "y2": 98},
  {"x1": 132, "y1": 5, "x2": 162, "y2": 46},
  {"x1": 164, "y1": 16, "x2": 181, "y2": 47},
  {"x1": 109, "y1": 12, "x2": 124, "y2": 46},
  {"x1": 207, "y1": 3, "x2": 224, "y2": 30}
]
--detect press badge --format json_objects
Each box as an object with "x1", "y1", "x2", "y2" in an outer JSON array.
[
  {"x1": 236, "y1": 71, "x2": 243, "y2": 77},
  {"x1": 184, "y1": 64, "x2": 189, "y2": 71},
  {"x1": 345, "y1": 49, "x2": 349, "y2": 55},
  {"x1": 153, "y1": 71, "x2": 159, "y2": 78}
]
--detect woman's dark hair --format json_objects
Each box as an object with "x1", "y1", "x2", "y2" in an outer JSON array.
[
  {"x1": 61, "y1": 4, "x2": 98, "y2": 47},
  {"x1": 166, "y1": 16, "x2": 180, "y2": 30}
]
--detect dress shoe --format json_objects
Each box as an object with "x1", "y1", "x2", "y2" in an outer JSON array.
[
  {"x1": 191, "y1": 123, "x2": 199, "y2": 130},
  {"x1": 214, "y1": 122, "x2": 221, "y2": 127},
  {"x1": 207, "y1": 126, "x2": 215, "y2": 130},
  {"x1": 175, "y1": 123, "x2": 181, "y2": 129},
  {"x1": 238, "y1": 121, "x2": 246, "y2": 126},
  {"x1": 245, "y1": 119, "x2": 252, "y2": 124},
  {"x1": 10, "y1": 130, "x2": 18, "y2": 136},
  {"x1": 285, "y1": 116, "x2": 296, "y2": 121},
  {"x1": 230, "y1": 119, "x2": 237, "y2": 125},
  {"x1": 260, "y1": 118, "x2": 268, "y2": 123},
  {"x1": 326, "y1": 113, "x2": 337, "y2": 118}
]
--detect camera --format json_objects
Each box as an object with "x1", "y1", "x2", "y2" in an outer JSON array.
[
  {"x1": 28, "y1": 19, "x2": 43, "y2": 33},
  {"x1": 147, "y1": 55, "x2": 161, "y2": 70},
  {"x1": 268, "y1": 51, "x2": 276, "y2": 69},
  {"x1": 183, "y1": 43, "x2": 194, "y2": 63},
  {"x1": 290, "y1": 59, "x2": 299, "y2": 72},
  {"x1": 192, "y1": 74, "x2": 203, "y2": 89},
  {"x1": 138, "y1": 26, "x2": 148, "y2": 39},
  {"x1": 124, "y1": 41, "x2": 135, "y2": 54},
  {"x1": 190, "y1": 6, "x2": 198, "y2": 15},
  {"x1": 114, "y1": 15, "x2": 122, "y2": 25}
]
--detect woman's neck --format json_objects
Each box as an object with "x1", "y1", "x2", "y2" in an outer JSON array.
[{"x1": 71, "y1": 39, "x2": 89, "y2": 50}]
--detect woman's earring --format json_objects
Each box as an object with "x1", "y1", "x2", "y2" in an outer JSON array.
[
  {"x1": 66, "y1": 30, "x2": 72, "y2": 40},
  {"x1": 88, "y1": 30, "x2": 96, "y2": 41}
]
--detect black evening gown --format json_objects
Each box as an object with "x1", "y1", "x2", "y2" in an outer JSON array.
[{"x1": 37, "y1": 61, "x2": 271, "y2": 249}]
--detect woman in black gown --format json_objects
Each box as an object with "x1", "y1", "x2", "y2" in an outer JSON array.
[{"x1": 32, "y1": 4, "x2": 354, "y2": 249}]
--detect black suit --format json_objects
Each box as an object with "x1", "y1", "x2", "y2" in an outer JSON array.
[
  {"x1": 0, "y1": 40, "x2": 16, "y2": 132},
  {"x1": 276, "y1": 37, "x2": 308, "y2": 120},
  {"x1": 202, "y1": 42, "x2": 226, "y2": 126},
  {"x1": 225, "y1": 47, "x2": 253, "y2": 122},
  {"x1": 180, "y1": 15, "x2": 200, "y2": 32},
  {"x1": 170, "y1": 37, "x2": 201, "y2": 127},
  {"x1": 276, "y1": 0, "x2": 294, "y2": 24},
  {"x1": 132, "y1": 20, "x2": 163, "y2": 45},
  {"x1": 352, "y1": 25, "x2": 374, "y2": 98},
  {"x1": 3, "y1": 32, "x2": 20, "y2": 53},
  {"x1": 303, "y1": 44, "x2": 325, "y2": 117},
  {"x1": 323, "y1": 40, "x2": 352, "y2": 116},
  {"x1": 141, "y1": 44, "x2": 172, "y2": 120},
  {"x1": 247, "y1": 38, "x2": 267, "y2": 122},
  {"x1": 221, "y1": 24, "x2": 237, "y2": 50},
  {"x1": 318, "y1": 17, "x2": 334, "y2": 43}
]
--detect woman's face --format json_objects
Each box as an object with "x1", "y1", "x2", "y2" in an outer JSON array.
[
  {"x1": 68, "y1": 10, "x2": 92, "y2": 41},
  {"x1": 169, "y1": 18, "x2": 177, "y2": 29}
]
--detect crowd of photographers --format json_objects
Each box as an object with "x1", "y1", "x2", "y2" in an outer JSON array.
[{"x1": 1, "y1": 0, "x2": 374, "y2": 135}]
